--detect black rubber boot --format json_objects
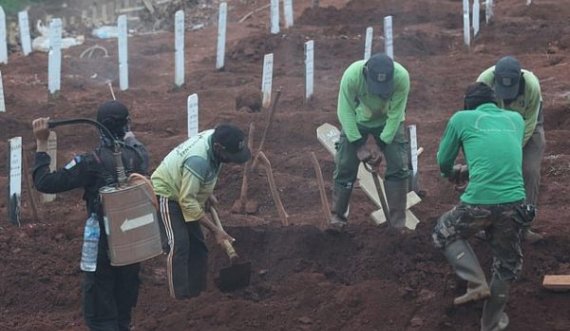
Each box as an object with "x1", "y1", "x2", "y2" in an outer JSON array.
[
  {"x1": 384, "y1": 179, "x2": 408, "y2": 228},
  {"x1": 444, "y1": 240, "x2": 491, "y2": 305},
  {"x1": 329, "y1": 184, "x2": 352, "y2": 230},
  {"x1": 481, "y1": 275, "x2": 511, "y2": 331}
]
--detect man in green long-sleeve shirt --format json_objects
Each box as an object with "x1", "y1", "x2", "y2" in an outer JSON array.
[
  {"x1": 151, "y1": 124, "x2": 251, "y2": 299},
  {"x1": 331, "y1": 53, "x2": 411, "y2": 230},
  {"x1": 433, "y1": 83, "x2": 533, "y2": 331},
  {"x1": 477, "y1": 56, "x2": 545, "y2": 242}
]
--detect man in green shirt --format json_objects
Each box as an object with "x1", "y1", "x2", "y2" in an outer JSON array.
[
  {"x1": 331, "y1": 53, "x2": 411, "y2": 230},
  {"x1": 477, "y1": 56, "x2": 545, "y2": 242},
  {"x1": 151, "y1": 124, "x2": 251, "y2": 299},
  {"x1": 433, "y1": 83, "x2": 534, "y2": 331}
]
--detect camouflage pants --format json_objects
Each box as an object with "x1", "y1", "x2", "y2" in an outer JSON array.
[{"x1": 432, "y1": 201, "x2": 524, "y2": 281}]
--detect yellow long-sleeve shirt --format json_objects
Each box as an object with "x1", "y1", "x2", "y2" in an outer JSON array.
[{"x1": 151, "y1": 130, "x2": 221, "y2": 222}]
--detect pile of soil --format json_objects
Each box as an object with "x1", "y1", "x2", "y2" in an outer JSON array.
[{"x1": 1, "y1": 0, "x2": 569, "y2": 330}]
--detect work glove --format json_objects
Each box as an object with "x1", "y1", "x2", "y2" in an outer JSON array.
[
  {"x1": 357, "y1": 144, "x2": 383, "y2": 167},
  {"x1": 449, "y1": 164, "x2": 469, "y2": 191}
]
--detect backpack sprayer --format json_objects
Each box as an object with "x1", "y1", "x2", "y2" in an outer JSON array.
[{"x1": 48, "y1": 118, "x2": 163, "y2": 266}]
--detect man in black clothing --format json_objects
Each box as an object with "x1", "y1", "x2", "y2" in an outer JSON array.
[{"x1": 32, "y1": 101, "x2": 149, "y2": 331}]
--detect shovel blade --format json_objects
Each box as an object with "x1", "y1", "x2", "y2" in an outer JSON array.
[{"x1": 216, "y1": 261, "x2": 252, "y2": 292}]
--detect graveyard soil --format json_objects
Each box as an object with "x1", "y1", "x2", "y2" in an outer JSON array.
[{"x1": 1, "y1": 0, "x2": 570, "y2": 330}]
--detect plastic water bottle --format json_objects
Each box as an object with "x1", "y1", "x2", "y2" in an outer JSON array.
[{"x1": 80, "y1": 213, "x2": 100, "y2": 272}]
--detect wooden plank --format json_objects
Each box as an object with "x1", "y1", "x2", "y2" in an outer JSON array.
[
  {"x1": 316, "y1": 123, "x2": 421, "y2": 230},
  {"x1": 543, "y1": 275, "x2": 570, "y2": 291}
]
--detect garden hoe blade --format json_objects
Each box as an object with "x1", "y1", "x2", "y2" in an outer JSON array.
[{"x1": 210, "y1": 207, "x2": 252, "y2": 292}]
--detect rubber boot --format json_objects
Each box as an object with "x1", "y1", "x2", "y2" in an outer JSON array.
[
  {"x1": 444, "y1": 240, "x2": 491, "y2": 305},
  {"x1": 481, "y1": 276, "x2": 511, "y2": 331},
  {"x1": 384, "y1": 179, "x2": 408, "y2": 229},
  {"x1": 329, "y1": 184, "x2": 352, "y2": 230}
]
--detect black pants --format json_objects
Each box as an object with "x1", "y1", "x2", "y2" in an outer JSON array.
[
  {"x1": 158, "y1": 196, "x2": 209, "y2": 299},
  {"x1": 83, "y1": 238, "x2": 140, "y2": 331}
]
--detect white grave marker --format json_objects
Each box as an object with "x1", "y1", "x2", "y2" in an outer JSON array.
[
  {"x1": 118, "y1": 15, "x2": 129, "y2": 90},
  {"x1": 384, "y1": 16, "x2": 393, "y2": 59},
  {"x1": 216, "y1": 2, "x2": 227, "y2": 70},
  {"x1": 364, "y1": 27, "x2": 373, "y2": 60},
  {"x1": 0, "y1": 7, "x2": 7, "y2": 64},
  {"x1": 270, "y1": 0, "x2": 280, "y2": 34},
  {"x1": 9, "y1": 136, "x2": 22, "y2": 226},
  {"x1": 527, "y1": 0, "x2": 532, "y2": 5},
  {"x1": 174, "y1": 10, "x2": 185, "y2": 87},
  {"x1": 261, "y1": 53, "x2": 274, "y2": 108},
  {"x1": 187, "y1": 94, "x2": 199, "y2": 138},
  {"x1": 42, "y1": 132, "x2": 57, "y2": 202},
  {"x1": 472, "y1": 0, "x2": 480, "y2": 37},
  {"x1": 408, "y1": 125, "x2": 419, "y2": 192},
  {"x1": 304, "y1": 40, "x2": 314, "y2": 101},
  {"x1": 284, "y1": 0, "x2": 294, "y2": 28},
  {"x1": 463, "y1": 0, "x2": 470, "y2": 47},
  {"x1": 48, "y1": 18, "x2": 62, "y2": 94},
  {"x1": 101, "y1": 4, "x2": 108, "y2": 23},
  {"x1": 317, "y1": 124, "x2": 421, "y2": 229},
  {"x1": 0, "y1": 71, "x2": 5, "y2": 112},
  {"x1": 18, "y1": 11, "x2": 32, "y2": 56},
  {"x1": 486, "y1": 0, "x2": 494, "y2": 24}
]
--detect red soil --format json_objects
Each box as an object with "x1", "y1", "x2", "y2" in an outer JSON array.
[{"x1": 1, "y1": 0, "x2": 569, "y2": 330}]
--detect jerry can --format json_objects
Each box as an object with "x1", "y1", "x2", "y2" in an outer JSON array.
[{"x1": 100, "y1": 175, "x2": 162, "y2": 266}]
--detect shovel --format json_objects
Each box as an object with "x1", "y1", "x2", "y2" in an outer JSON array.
[
  {"x1": 363, "y1": 162, "x2": 391, "y2": 226},
  {"x1": 210, "y1": 206, "x2": 252, "y2": 292}
]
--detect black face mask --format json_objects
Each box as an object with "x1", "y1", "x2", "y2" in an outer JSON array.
[{"x1": 503, "y1": 74, "x2": 525, "y2": 105}]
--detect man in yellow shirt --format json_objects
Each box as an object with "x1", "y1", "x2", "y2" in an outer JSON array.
[{"x1": 151, "y1": 124, "x2": 250, "y2": 299}]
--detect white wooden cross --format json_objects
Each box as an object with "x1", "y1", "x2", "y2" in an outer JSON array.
[{"x1": 317, "y1": 123, "x2": 421, "y2": 229}]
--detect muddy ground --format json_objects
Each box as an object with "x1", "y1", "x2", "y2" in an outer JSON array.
[{"x1": 1, "y1": 0, "x2": 569, "y2": 330}]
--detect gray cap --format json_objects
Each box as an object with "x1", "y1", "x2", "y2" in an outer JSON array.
[
  {"x1": 494, "y1": 56, "x2": 521, "y2": 100},
  {"x1": 365, "y1": 53, "x2": 394, "y2": 99}
]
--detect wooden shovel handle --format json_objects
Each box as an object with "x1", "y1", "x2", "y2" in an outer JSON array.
[
  {"x1": 210, "y1": 206, "x2": 238, "y2": 260},
  {"x1": 363, "y1": 162, "x2": 391, "y2": 226}
]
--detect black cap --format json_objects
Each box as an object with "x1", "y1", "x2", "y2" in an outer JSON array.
[
  {"x1": 212, "y1": 124, "x2": 251, "y2": 164},
  {"x1": 464, "y1": 82, "x2": 497, "y2": 109},
  {"x1": 365, "y1": 53, "x2": 394, "y2": 98},
  {"x1": 494, "y1": 56, "x2": 521, "y2": 100},
  {"x1": 96, "y1": 100, "x2": 129, "y2": 135}
]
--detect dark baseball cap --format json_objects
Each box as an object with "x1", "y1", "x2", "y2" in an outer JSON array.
[
  {"x1": 494, "y1": 56, "x2": 521, "y2": 100},
  {"x1": 212, "y1": 124, "x2": 251, "y2": 164},
  {"x1": 365, "y1": 53, "x2": 394, "y2": 98}
]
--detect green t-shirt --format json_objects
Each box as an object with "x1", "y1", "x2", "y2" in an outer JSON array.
[
  {"x1": 477, "y1": 66, "x2": 542, "y2": 145},
  {"x1": 337, "y1": 59, "x2": 410, "y2": 144},
  {"x1": 437, "y1": 103, "x2": 526, "y2": 204}
]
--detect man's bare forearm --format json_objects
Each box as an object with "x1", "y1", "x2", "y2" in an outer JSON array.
[{"x1": 198, "y1": 213, "x2": 220, "y2": 234}]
